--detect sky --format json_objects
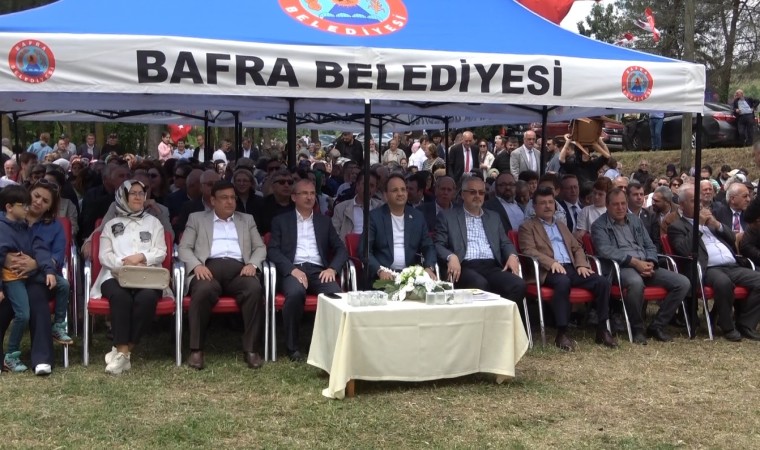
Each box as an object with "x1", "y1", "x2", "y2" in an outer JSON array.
[{"x1": 560, "y1": 0, "x2": 614, "y2": 32}]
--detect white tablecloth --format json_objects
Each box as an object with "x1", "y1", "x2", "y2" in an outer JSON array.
[{"x1": 307, "y1": 294, "x2": 529, "y2": 399}]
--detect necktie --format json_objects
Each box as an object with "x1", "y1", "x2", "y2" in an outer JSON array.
[
  {"x1": 464, "y1": 148, "x2": 471, "y2": 173},
  {"x1": 733, "y1": 212, "x2": 741, "y2": 233},
  {"x1": 571, "y1": 205, "x2": 578, "y2": 230}
]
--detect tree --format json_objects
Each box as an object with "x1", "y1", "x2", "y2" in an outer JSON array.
[{"x1": 577, "y1": 3, "x2": 623, "y2": 43}]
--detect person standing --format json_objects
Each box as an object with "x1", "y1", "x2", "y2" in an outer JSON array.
[
  {"x1": 648, "y1": 112, "x2": 665, "y2": 151},
  {"x1": 733, "y1": 90, "x2": 758, "y2": 147}
]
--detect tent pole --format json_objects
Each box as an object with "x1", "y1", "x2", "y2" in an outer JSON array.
[
  {"x1": 443, "y1": 117, "x2": 450, "y2": 162},
  {"x1": 688, "y1": 112, "x2": 703, "y2": 339},
  {"x1": 362, "y1": 99, "x2": 372, "y2": 290},
  {"x1": 234, "y1": 111, "x2": 242, "y2": 161},
  {"x1": 377, "y1": 118, "x2": 384, "y2": 151},
  {"x1": 539, "y1": 106, "x2": 548, "y2": 176},
  {"x1": 204, "y1": 111, "x2": 211, "y2": 163},
  {"x1": 12, "y1": 113, "x2": 20, "y2": 154},
  {"x1": 287, "y1": 98, "x2": 296, "y2": 168}
]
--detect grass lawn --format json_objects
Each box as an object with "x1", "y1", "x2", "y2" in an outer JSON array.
[
  {"x1": 614, "y1": 147, "x2": 757, "y2": 180},
  {"x1": 3, "y1": 315, "x2": 760, "y2": 449}
]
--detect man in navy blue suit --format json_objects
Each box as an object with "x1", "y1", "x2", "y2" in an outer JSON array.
[
  {"x1": 268, "y1": 179, "x2": 348, "y2": 361},
  {"x1": 365, "y1": 174, "x2": 437, "y2": 284}
]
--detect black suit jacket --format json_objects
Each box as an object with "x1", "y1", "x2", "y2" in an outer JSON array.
[
  {"x1": 446, "y1": 143, "x2": 479, "y2": 183},
  {"x1": 253, "y1": 194, "x2": 295, "y2": 236},
  {"x1": 667, "y1": 215, "x2": 736, "y2": 270},
  {"x1": 79, "y1": 185, "x2": 114, "y2": 243},
  {"x1": 416, "y1": 202, "x2": 439, "y2": 233},
  {"x1": 715, "y1": 205, "x2": 747, "y2": 233},
  {"x1": 492, "y1": 151, "x2": 510, "y2": 174},
  {"x1": 558, "y1": 200, "x2": 583, "y2": 233},
  {"x1": 483, "y1": 197, "x2": 514, "y2": 233},
  {"x1": 165, "y1": 189, "x2": 189, "y2": 221},
  {"x1": 175, "y1": 198, "x2": 205, "y2": 240},
  {"x1": 363, "y1": 204, "x2": 437, "y2": 279},
  {"x1": 267, "y1": 211, "x2": 348, "y2": 276}
]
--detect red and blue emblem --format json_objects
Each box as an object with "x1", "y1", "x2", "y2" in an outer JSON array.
[
  {"x1": 621, "y1": 66, "x2": 653, "y2": 102},
  {"x1": 8, "y1": 40, "x2": 55, "y2": 84},
  {"x1": 280, "y1": 0, "x2": 408, "y2": 36}
]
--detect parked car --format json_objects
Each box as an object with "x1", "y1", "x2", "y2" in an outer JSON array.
[
  {"x1": 318, "y1": 134, "x2": 337, "y2": 150},
  {"x1": 625, "y1": 103, "x2": 741, "y2": 150},
  {"x1": 528, "y1": 118, "x2": 625, "y2": 151}
]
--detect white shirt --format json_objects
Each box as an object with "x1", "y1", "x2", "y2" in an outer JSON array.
[
  {"x1": 352, "y1": 200, "x2": 364, "y2": 235},
  {"x1": 212, "y1": 149, "x2": 228, "y2": 163},
  {"x1": 526, "y1": 148, "x2": 537, "y2": 171},
  {"x1": 209, "y1": 213, "x2": 243, "y2": 261},
  {"x1": 293, "y1": 210, "x2": 322, "y2": 266},
  {"x1": 576, "y1": 205, "x2": 606, "y2": 232},
  {"x1": 391, "y1": 213, "x2": 406, "y2": 270},
  {"x1": 409, "y1": 148, "x2": 427, "y2": 171},
  {"x1": 685, "y1": 217, "x2": 735, "y2": 267}
]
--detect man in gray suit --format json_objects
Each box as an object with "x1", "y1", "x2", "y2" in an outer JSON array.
[
  {"x1": 510, "y1": 130, "x2": 541, "y2": 179},
  {"x1": 178, "y1": 180, "x2": 267, "y2": 370},
  {"x1": 435, "y1": 177, "x2": 526, "y2": 302}
]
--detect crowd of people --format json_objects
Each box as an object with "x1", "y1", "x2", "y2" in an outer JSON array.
[{"x1": 1, "y1": 126, "x2": 760, "y2": 376}]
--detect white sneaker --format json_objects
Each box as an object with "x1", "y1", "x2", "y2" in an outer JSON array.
[
  {"x1": 105, "y1": 352, "x2": 131, "y2": 375},
  {"x1": 104, "y1": 347, "x2": 118, "y2": 365},
  {"x1": 34, "y1": 364, "x2": 52, "y2": 376}
]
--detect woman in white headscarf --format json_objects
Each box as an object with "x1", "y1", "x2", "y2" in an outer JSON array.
[{"x1": 90, "y1": 179, "x2": 167, "y2": 375}]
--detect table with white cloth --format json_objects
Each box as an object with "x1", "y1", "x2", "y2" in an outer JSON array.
[{"x1": 307, "y1": 293, "x2": 530, "y2": 399}]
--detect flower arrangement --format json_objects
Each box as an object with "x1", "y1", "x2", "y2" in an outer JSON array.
[{"x1": 372, "y1": 265, "x2": 453, "y2": 302}]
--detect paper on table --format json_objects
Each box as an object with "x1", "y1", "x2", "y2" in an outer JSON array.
[{"x1": 464, "y1": 289, "x2": 502, "y2": 301}]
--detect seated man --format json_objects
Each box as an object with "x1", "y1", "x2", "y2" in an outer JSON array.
[
  {"x1": 519, "y1": 187, "x2": 616, "y2": 350},
  {"x1": 418, "y1": 175, "x2": 457, "y2": 232},
  {"x1": 668, "y1": 184, "x2": 760, "y2": 341},
  {"x1": 178, "y1": 181, "x2": 267, "y2": 370},
  {"x1": 591, "y1": 188, "x2": 690, "y2": 344},
  {"x1": 365, "y1": 174, "x2": 437, "y2": 284},
  {"x1": 435, "y1": 176, "x2": 526, "y2": 303},
  {"x1": 331, "y1": 170, "x2": 382, "y2": 241},
  {"x1": 268, "y1": 179, "x2": 348, "y2": 361}
]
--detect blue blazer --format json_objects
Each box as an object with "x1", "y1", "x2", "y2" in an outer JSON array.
[
  {"x1": 363, "y1": 204, "x2": 436, "y2": 278},
  {"x1": 268, "y1": 211, "x2": 348, "y2": 276}
]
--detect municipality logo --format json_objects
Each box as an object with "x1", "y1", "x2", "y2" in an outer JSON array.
[
  {"x1": 280, "y1": 0, "x2": 408, "y2": 36},
  {"x1": 621, "y1": 66, "x2": 653, "y2": 102},
  {"x1": 9, "y1": 40, "x2": 56, "y2": 84}
]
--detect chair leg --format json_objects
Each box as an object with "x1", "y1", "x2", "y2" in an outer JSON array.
[
  {"x1": 700, "y1": 284, "x2": 714, "y2": 340},
  {"x1": 536, "y1": 296, "x2": 546, "y2": 347},
  {"x1": 83, "y1": 311, "x2": 90, "y2": 367},
  {"x1": 681, "y1": 301, "x2": 692, "y2": 338},
  {"x1": 63, "y1": 344, "x2": 69, "y2": 368},
  {"x1": 263, "y1": 265, "x2": 270, "y2": 362},
  {"x1": 522, "y1": 297, "x2": 533, "y2": 349}
]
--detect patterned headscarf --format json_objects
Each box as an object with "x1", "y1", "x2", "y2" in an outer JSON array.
[{"x1": 114, "y1": 179, "x2": 147, "y2": 218}]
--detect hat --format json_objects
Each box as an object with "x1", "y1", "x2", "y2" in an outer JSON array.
[
  {"x1": 728, "y1": 169, "x2": 742, "y2": 177},
  {"x1": 53, "y1": 158, "x2": 70, "y2": 171}
]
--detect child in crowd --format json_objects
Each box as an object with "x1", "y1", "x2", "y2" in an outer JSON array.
[{"x1": 0, "y1": 185, "x2": 56, "y2": 373}]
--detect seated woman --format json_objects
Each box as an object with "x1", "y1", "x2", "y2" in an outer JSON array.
[
  {"x1": 89, "y1": 180, "x2": 168, "y2": 375},
  {"x1": 27, "y1": 180, "x2": 72, "y2": 346}
]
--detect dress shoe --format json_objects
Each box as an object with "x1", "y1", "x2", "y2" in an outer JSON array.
[
  {"x1": 723, "y1": 329, "x2": 743, "y2": 342},
  {"x1": 244, "y1": 352, "x2": 263, "y2": 369},
  {"x1": 737, "y1": 325, "x2": 760, "y2": 341},
  {"x1": 288, "y1": 350, "x2": 306, "y2": 362},
  {"x1": 632, "y1": 331, "x2": 648, "y2": 345},
  {"x1": 595, "y1": 329, "x2": 619, "y2": 348},
  {"x1": 187, "y1": 351, "x2": 204, "y2": 370},
  {"x1": 647, "y1": 326, "x2": 673, "y2": 342},
  {"x1": 554, "y1": 333, "x2": 576, "y2": 352}
]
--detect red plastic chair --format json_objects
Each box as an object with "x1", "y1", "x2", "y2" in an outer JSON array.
[
  {"x1": 582, "y1": 234, "x2": 690, "y2": 342},
  {"x1": 175, "y1": 232, "x2": 273, "y2": 362},
  {"x1": 660, "y1": 234, "x2": 748, "y2": 340},
  {"x1": 508, "y1": 230, "x2": 596, "y2": 347},
  {"x1": 83, "y1": 230, "x2": 179, "y2": 366},
  {"x1": 345, "y1": 233, "x2": 362, "y2": 291}
]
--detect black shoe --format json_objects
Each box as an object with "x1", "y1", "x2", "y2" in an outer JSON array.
[
  {"x1": 288, "y1": 350, "x2": 305, "y2": 362},
  {"x1": 595, "y1": 329, "x2": 619, "y2": 348},
  {"x1": 647, "y1": 327, "x2": 673, "y2": 342},
  {"x1": 724, "y1": 329, "x2": 742, "y2": 342},
  {"x1": 737, "y1": 325, "x2": 760, "y2": 341},
  {"x1": 632, "y1": 331, "x2": 648, "y2": 345}
]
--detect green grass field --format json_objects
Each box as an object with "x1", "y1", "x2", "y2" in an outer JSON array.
[{"x1": 3, "y1": 314, "x2": 760, "y2": 449}]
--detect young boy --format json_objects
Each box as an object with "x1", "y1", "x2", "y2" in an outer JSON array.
[{"x1": 0, "y1": 185, "x2": 56, "y2": 373}]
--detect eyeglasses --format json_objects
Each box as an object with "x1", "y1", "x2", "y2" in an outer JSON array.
[
  {"x1": 128, "y1": 191, "x2": 146, "y2": 198},
  {"x1": 658, "y1": 183, "x2": 668, "y2": 186},
  {"x1": 274, "y1": 179, "x2": 294, "y2": 185},
  {"x1": 463, "y1": 189, "x2": 486, "y2": 196},
  {"x1": 671, "y1": 182, "x2": 682, "y2": 187},
  {"x1": 479, "y1": 144, "x2": 487, "y2": 148}
]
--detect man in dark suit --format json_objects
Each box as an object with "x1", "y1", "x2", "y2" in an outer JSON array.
[
  {"x1": 334, "y1": 131, "x2": 364, "y2": 166},
  {"x1": 268, "y1": 179, "x2": 348, "y2": 361},
  {"x1": 667, "y1": 184, "x2": 760, "y2": 341},
  {"x1": 366, "y1": 174, "x2": 437, "y2": 283},
  {"x1": 166, "y1": 167, "x2": 200, "y2": 221},
  {"x1": 431, "y1": 132, "x2": 447, "y2": 163},
  {"x1": 626, "y1": 180, "x2": 654, "y2": 233},
  {"x1": 418, "y1": 176, "x2": 456, "y2": 232},
  {"x1": 193, "y1": 135, "x2": 208, "y2": 163},
  {"x1": 435, "y1": 177, "x2": 526, "y2": 302},
  {"x1": 558, "y1": 174, "x2": 583, "y2": 233},
  {"x1": 484, "y1": 172, "x2": 523, "y2": 232},
  {"x1": 446, "y1": 131, "x2": 479, "y2": 184},
  {"x1": 518, "y1": 187, "x2": 616, "y2": 350},
  {"x1": 178, "y1": 181, "x2": 267, "y2": 370},
  {"x1": 715, "y1": 181, "x2": 751, "y2": 237},
  {"x1": 78, "y1": 161, "x2": 130, "y2": 243},
  {"x1": 253, "y1": 169, "x2": 295, "y2": 236},
  {"x1": 77, "y1": 133, "x2": 99, "y2": 159}
]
